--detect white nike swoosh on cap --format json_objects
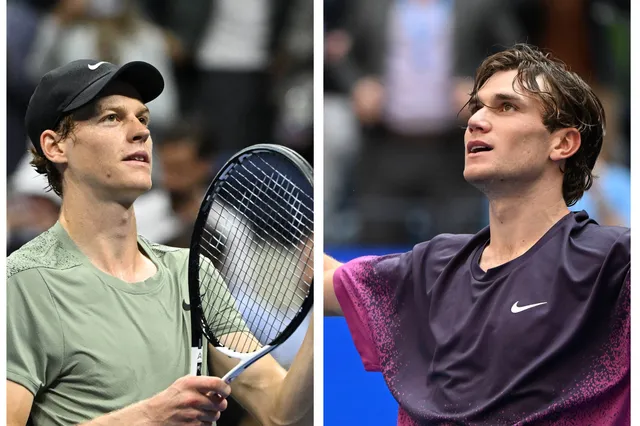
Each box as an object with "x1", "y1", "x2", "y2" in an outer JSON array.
[
  {"x1": 511, "y1": 301, "x2": 547, "y2": 314},
  {"x1": 88, "y1": 61, "x2": 108, "y2": 70}
]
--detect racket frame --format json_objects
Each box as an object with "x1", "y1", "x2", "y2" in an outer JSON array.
[{"x1": 187, "y1": 143, "x2": 314, "y2": 381}]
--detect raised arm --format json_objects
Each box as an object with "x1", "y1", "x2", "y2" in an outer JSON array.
[
  {"x1": 324, "y1": 254, "x2": 344, "y2": 316},
  {"x1": 208, "y1": 319, "x2": 313, "y2": 426},
  {"x1": 201, "y1": 249, "x2": 313, "y2": 425}
]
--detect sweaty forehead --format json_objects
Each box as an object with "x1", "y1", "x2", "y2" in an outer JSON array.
[
  {"x1": 479, "y1": 70, "x2": 548, "y2": 97},
  {"x1": 479, "y1": 70, "x2": 519, "y2": 95}
]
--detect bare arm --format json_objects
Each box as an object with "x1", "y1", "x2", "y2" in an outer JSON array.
[
  {"x1": 267, "y1": 315, "x2": 313, "y2": 425},
  {"x1": 324, "y1": 254, "x2": 343, "y2": 316},
  {"x1": 324, "y1": 254, "x2": 342, "y2": 272},
  {"x1": 210, "y1": 319, "x2": 314, "y2": 426},
  {"x1": 7, "y1": 381, "x2": 33, "y2": 426}
]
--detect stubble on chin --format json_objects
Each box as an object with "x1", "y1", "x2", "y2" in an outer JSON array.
[{"x1": 463, "y1": 168, "x2": 509, "y2": 196}]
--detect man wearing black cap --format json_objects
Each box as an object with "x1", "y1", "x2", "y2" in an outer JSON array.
[{"x1": 7, "y1": 60, "x2": 313, "y2": 426}]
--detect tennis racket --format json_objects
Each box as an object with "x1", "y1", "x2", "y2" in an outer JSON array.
[{"x1": 188, "y1": 144, "x2": 314, "y2": 383}]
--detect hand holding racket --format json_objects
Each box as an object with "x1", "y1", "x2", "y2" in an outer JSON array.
[
  {"x1": 79, "y1": 375, "x2": 231, "y2": 425},
  {"x1": 188, "y1": 144, "x2": 314, "y2": 383}
]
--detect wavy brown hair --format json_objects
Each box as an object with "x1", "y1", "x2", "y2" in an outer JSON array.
[{"x1": 468, "y1": 43, "x2": 606, "y2": 206}]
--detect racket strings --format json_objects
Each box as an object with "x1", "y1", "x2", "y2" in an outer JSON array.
[
  {"x1": 219, "y1": 164, "x2": 313, "y2": 284},
  {"x1": 199, "y1": 226, "x2": 301, "y2": 338},
  {"x1": 197, "y1": 155, "x2": 313, "y2": 354},
  {"x1": 239, "y1": 157, "x2": 313, "y2": 237},
  {"x1": 200, "y1": 225, "x2": 288, "y2": 353},
  {"x1": 211, "y1": 189, "x2": 311, "y2": 311},
  {"x1": 216, "y1": 184, "x2": 312, "y2": 271},
  {"x1": 198, "y1": 223, "x2": 305, "y2": 331},
  {"x1": 199, "y1": 239, "x2": 300, "y2": 333},
  {"x1": 204, "y1": 226, "x2": 309, "y2": 353},
  {"x1": 199, "y1": 235, "x2": 295, "y2": 329},
  {"x1": 224, "y1": 169, "x2": 312, "y2": 247},
  {"x1": 199, "y1": 252, "x2": 290, "y2": 353},
  {"x1": 248, "y1": 156, "x2": 314, "y2": 219},
  {"x1": 203, "y1": 201, "x2": 312, "y2": 295}
]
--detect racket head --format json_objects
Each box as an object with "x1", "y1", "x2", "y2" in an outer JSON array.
[{"x1": 188, "y1": 144, "x2": 314, "y2": 355}]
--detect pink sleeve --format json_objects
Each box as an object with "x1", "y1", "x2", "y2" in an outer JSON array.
[
  {"x1": 332, "y1": 251, "x2": 414, "y2": 373},
  {"x1": 333, "y1": 256, "x2": 382, "y2": 371}
]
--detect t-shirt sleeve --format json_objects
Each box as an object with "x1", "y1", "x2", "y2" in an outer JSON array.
[
  {"x1": 333, "y1": 251, "x2": 414, "y2": 372},
  {"x1": 7, "y1": 269, "x2": 65, "y2": 396}
]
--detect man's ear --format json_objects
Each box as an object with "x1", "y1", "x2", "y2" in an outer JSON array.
[
  {"x1": 40, "y1": 130, "x2": 69, "y2": 165},
  {"x1": 549, "y1": 128, "x2": 581, "y2": 162}
]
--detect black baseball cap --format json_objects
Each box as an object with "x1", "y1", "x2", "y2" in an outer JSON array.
[{"x1": 25, "y1": 59, "x2": 165, "y2": 155}]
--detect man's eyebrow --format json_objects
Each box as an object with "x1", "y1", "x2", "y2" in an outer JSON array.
[
  {"x1": 468, "y1": 92, "x2": 525, "y2": 110},
  {"x1": 492, "y1": 92, "x2": 524, "y2": 103}
]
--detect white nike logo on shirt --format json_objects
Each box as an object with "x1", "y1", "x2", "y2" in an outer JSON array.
[
  {"x1": 88, "y1": 62, "x2": 108, "y2": 70},
  {"x1": 511, "y1": 301, "x2": 547, "y2": 314}
]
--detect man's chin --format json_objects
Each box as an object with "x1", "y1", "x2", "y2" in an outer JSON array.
[
  {"x1": 128, "y1": 181, "x2": 153, "y2": 194},
  {"x1": 464, "y1": 169, "x2": 502, "y2": 194},
  {"x1": 113, "y1": 182, "x2": 153, "y2": 204},
  {"x1": 463, "y1": 169, "x2": 491, "y2": 186}
]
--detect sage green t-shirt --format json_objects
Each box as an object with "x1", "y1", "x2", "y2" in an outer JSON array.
[{"x1": 7, "y1": 222, "x2": 243, "y2": 426}]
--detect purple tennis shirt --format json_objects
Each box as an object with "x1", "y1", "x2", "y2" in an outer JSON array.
[{"x1": 334, "y1": 211, "x2": 630, "y2": 425}]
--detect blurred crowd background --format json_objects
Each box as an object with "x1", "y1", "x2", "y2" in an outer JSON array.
[
  {"x1": 7, "y1": 0, "x2": 314, "y2": 257},
  {"x1": 7, "y1": 1, "x2": 312, "y2": 425},
  {"x1": 324, "y1": 0, "x2": 631, "y2": 248}
]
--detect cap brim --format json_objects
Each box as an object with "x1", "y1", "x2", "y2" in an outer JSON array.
[{"x1": 63, "y1": 61, "x2": 165, "y2": 113}]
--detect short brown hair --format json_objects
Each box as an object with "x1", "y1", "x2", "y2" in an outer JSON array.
[
  {"x1": 30, "y1": 115, "x2": 77, "y2": 197},
  {"x1": 468, "y1": 43, "x2": 606, "y2": 206}
]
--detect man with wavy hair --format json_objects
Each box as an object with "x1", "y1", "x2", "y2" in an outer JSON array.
[{"x1": 325, "y1": 44, "x2": 629, "y2": 425}]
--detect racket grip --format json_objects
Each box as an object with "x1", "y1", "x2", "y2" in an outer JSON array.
[{"x1": 190, "y1": 347, "x2": 203, "y2": 376}]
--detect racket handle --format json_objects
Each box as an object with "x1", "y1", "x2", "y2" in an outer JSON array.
[
  {"x1": 220, "y1": 345, "x2": 276, "y2": 383},
  {"x1": 190, "y1": 347, "x2": 203, "y2": 376}
]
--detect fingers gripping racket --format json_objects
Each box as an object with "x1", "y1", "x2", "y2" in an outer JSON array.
[{"x1": 188, "y1": 144, "x2": 314, "y2": 383}]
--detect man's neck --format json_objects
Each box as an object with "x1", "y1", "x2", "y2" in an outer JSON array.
[
  {"x1": 483, "y1": 184, "x2": 570, "y2": 268},
  {"x1": 58, "y1": 188, "x2": 152, "y2": 282}
]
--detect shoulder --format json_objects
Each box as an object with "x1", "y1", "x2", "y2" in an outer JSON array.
[
  {"x1": 580, "y1": 223, "x2": 629, "y2": 244},
  {"x1": 408, "y1": 232, "x2": 479, "y2": 266},
  {"x1": 561, "y1": 214, "x2": 630, "y2": 285},
  {"x1": 572, "y1": 214, "x2": 629, "y2": 256},
  {"x1": 424, "y1": 233, "x2": 477, "y2": 254},
  {"x1": 139, "y1": 235, "x2": 190, "y2": 266},
  {"x1": 338, "y1": 232, "x2": 478, "y2": 281},
  {"x1": 7, "y1": 228, "x2": 82, "y2": 281}
]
